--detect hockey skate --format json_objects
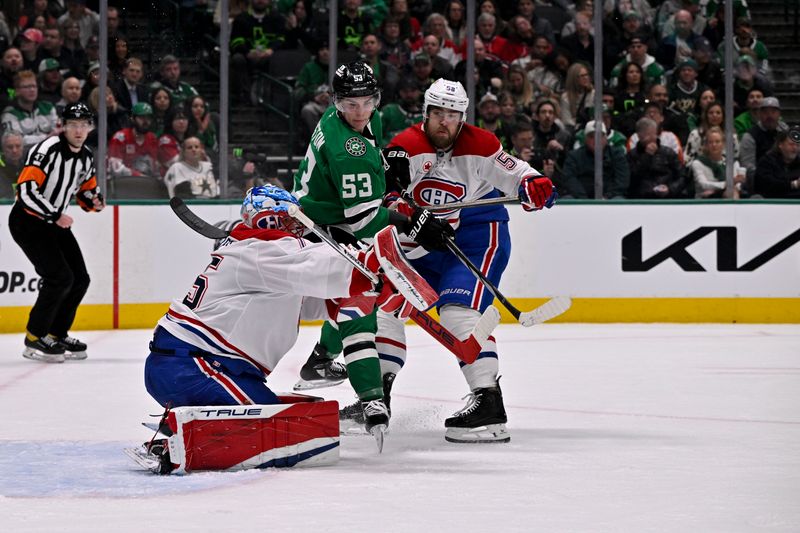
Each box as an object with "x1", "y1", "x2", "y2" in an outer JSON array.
[
  {"x1": 444, "y1": 382, "x2": 510, "y2": 444},
  {"x1": 293, "y1": 343, "x2": 348, "y2": 391},
  {"x1": 124, "y1": 438, "x2": 174, "y2": 475},
  {"x1": 22, "y1": 335, "x2": 65, "y2": 364},
  {"x1": 55, "y1": 335, "x2": 88, "y2": 360},
  {"x1": 362, "y1": 399, "x2": 389, "y2": 453},
  {"x1": 339, "y1": 372, "x2": 395, "y2": 436}
]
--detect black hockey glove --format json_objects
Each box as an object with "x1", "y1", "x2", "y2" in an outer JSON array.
[
  {"x1": 382, "y1": 146, "x2": 411, "y2": 192},
  {"x1": 406, "y1": 207, "x2": 454, "y2": 252}
]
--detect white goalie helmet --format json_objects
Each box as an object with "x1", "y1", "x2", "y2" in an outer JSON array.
[{"x1": 423, "y1": 78, "x2": 469, "y2": 120}]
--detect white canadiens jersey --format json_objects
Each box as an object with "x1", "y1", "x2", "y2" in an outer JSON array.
[
  {"x1": 388, "y1": 122, "x2": 541, "y2": 257},
  {"x1": 156, "y1": 225, "x2": 360, "y2": 375}
]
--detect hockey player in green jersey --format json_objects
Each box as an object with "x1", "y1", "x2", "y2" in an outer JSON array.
[{"x1": 292, "y1": 60, "x2": 453, "y2": 437}]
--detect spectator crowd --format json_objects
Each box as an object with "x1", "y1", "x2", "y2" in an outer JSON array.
[{"x1": 1, "y1": 0, "x2": 799, "y2": 200}]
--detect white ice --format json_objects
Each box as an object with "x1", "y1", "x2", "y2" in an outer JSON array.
[{"x1": 1, "y1": 323, "x2": 799, "y2": 532}]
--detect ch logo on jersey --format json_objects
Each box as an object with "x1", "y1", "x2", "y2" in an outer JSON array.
[
  {"x1": 345, "y1": 137, "x2": 367, "y2": 157},
  {"x1": 412, "y1": 177, "x2": 466, "y2": 208}
]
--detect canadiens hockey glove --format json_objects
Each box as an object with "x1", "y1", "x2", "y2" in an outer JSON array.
[{"x1": 519, "y1": 175, "x2": 557, "y2": 211}]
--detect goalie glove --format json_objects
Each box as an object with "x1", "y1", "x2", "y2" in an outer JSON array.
[{"x1": 519, "y1": 175, "x2": 557, "y2": 212}]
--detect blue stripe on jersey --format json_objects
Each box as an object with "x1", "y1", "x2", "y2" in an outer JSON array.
[
  {"x1": 165, "y1": 314, "x2": 239, "y2": 358},
  {"x1": 378, "y1": 353, "x2": 405, "y2": 368}
]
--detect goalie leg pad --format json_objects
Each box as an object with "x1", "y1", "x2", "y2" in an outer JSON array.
[
  {"x1": 373, "y1": 225, "x2": 438, "y2": 310},
  {"x1": 163, "y1": 397, "x2": 340, "y2": 474}
]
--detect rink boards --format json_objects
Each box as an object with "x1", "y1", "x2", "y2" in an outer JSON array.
[{"x1": 0, "y1": 201, "x2": 798, "y2": 331}]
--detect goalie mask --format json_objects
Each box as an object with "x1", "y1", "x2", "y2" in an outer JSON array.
[{"x1": 241, "y1": 185, "x2": 304, "y2": 237}]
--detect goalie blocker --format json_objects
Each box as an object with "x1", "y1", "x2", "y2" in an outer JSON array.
[{"x1": 127, "y1": 394, "x2": 340, "y2": 474}]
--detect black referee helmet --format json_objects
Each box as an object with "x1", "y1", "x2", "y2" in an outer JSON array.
[{"x1": 62, "y1": 102, "x2": 93, "y2": 121}]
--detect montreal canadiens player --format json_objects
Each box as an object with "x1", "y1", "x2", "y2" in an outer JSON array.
[
  {"x1": 341, "y1": 79, "x2": 557, "y2": 443},
  {"x1": 139, "y1": 185, "x2": 426, "y2": 468}
]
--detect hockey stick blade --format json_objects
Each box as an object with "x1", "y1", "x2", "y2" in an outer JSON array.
[
  {"x1": 169, "y1": 197, "x2": 230, "y2": 240},
  {"x1": 518, "y1": 296, "x2": 572, "y2": 327}
]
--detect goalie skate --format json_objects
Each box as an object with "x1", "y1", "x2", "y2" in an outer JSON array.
[{"x1": 123, "y1": 439, "x2": 173, "y2": 475}]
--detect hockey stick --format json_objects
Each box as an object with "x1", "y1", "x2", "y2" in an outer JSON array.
[
  {"x1": 423, "y1": 195, "x2": 520, "y2": 212},
  {"x1": 402, "y1": 195, "x2": 571, "y2": 327},
  {"x1": 286, "y1": 205, "x2": 498, "y2": 364},
  {"x1": 169, "y1": 197, "x2": 231, "y2": 240},
  {"x1": 169, "y1": 197, "x2": 494, "y2": 363},
  {"x1": 442, "y1": 235, "x2": 571, "y2": 327}
]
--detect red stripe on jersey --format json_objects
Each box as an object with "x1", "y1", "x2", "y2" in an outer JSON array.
[
  {"x1": 193, "y1": 357, "x2": 254, "y2": 405},
  {"x1": 376, "y1": 336, "x2": 406, "y2": 350},
  {"x1": 387, "y1": 123, "x2": 433, "y2": 156},
  {"x1": 470, "y1": 222, "x2": 499, "y2": 309},
  {"x1": 167, "y1": 308, "x2": 270, "y2": 375}
]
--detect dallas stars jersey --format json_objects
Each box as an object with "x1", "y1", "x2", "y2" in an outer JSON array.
[{"x1": 293, "y1": 107, "x2": 389, "y2": 240}]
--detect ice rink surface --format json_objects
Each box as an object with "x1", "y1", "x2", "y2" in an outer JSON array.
[{"x1": 1, "y1": 323, "x2": 798, "y2": 532}]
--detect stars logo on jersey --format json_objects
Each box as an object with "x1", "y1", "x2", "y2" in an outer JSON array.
[{"x1": 344, "y1": 137, "x2": 367, "y2": 157}]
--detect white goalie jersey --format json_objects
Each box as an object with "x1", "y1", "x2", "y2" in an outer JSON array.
[
  {"x1": 387, "y1": 122, "x2": 541, "y2": 257},
  {"x1": 156, "y1": 226, "x2": 362, "y2": 375}
]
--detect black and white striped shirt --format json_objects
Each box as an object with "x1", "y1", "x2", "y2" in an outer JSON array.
[{"x1": 16, "y1": 134, "x2": 97, "y2": 223}]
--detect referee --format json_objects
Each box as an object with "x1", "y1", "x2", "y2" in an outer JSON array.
[{"x1": 8, "y1": 102, "x2": 105, "y2": 363}]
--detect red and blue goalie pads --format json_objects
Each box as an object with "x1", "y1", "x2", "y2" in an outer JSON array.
[{"x1": 163, "y1": 394, "x2": 340, "y2": 474}]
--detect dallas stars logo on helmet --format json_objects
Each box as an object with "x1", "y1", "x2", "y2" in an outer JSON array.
[{"x1": 345, "y1": 137, "x2": 367, "y2": 157}]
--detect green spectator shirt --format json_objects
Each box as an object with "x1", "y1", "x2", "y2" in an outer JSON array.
[
  {"x1": 380, "y1": 104, "x2": 422, "y2": 144},
  {"x1": 1, "y1": 100, "x2": 58, "y2": 148},
  {"x1": 292, "y1": 107, "x2": 389, "y2": 240},
  {"x1": 149, "y1": 80, "x2": 199, "y2": 108},
  {"x1": 295, "y1": 60, "x2": 327, "y2": 103},
  {"x1": 734, "y1": 111, "x2": 755, "y2": 139},
  {"x1": 609, "y1": 56, "x2": 666, "y2": 89}
]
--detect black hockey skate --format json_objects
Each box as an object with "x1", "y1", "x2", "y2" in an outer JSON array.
[
  {"x1": 55, "y1": 335, "x2": 88, "y2": 360},
  {"x1": 22, "y1": 334, "x2": 66, "y2": 364},
  {"x1": 293, "y1": 343, "x2": 348, "y2": 391},
  {"x1": 339, "y1": 372, "x2": 395, "y2": 435},
  {"x1": 444, "y1": 381, "x2": 510, "y2": 444}
]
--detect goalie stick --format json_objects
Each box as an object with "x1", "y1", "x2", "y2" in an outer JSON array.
[
  {"x1": 287, "y1": 205, "x2": 499, "y2": 364},
  {"x1": 169, "y1": 197, "x2": 495, "y2": 364},
  {"x1": 402, "y1": 194, "x2": 572, "y2": 327}
]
